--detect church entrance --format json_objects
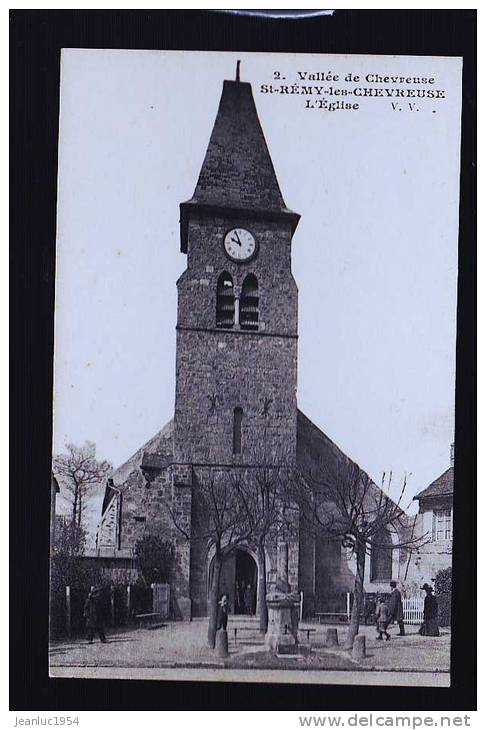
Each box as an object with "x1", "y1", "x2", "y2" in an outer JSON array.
[{"x1": 210, "y1": 548, "x2": 257, "y2": 615}]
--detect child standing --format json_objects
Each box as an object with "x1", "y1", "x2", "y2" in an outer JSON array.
[{"x1": 375, "y1": 598, "x2": 391, "y2": 641}]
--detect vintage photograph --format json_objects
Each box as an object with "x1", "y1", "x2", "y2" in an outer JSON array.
[{"x1": 49, "y1": 50, "x2": 462, "y2": 686}]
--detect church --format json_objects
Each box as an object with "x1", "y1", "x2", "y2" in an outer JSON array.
[{"x1": 96, "y1": 70, "x2": 406, "y2": 619}]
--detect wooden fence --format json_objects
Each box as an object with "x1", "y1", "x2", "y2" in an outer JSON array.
[
  {"x1": 54, "y1": 582, "x2": 154, "y2": 637},
  {"x1": 402, "y1": 596, "x2": 423, "y2": 625}
]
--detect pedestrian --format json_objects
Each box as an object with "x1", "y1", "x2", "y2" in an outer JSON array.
[
  {"x1": 216, "y1": 593, "x2": 229, "y2": 631},
  {"x1": 84, "y1": 586, "x2": 107, "y2": 643},
  {"x1": 244, "y1": 583, "x2": 253, "y2": 615},
  {"x1": 238, "y1": 581, "x2": 245, "y2": 613},
  {"x1": 234, "y1": 581, "x2": 241, "y2": 613},
  {"x1": 364, "y1": 595, "x2": 376, "y2": 625},
  {"x1": 418, "y1": 583, "x2": 440, "y2": 636},
  {"x1": 375, "y1": 598, "x2": 391, "y2": 641},
  {"x1": 387, "y1": 580, "x2": 406, "y2": 636}
]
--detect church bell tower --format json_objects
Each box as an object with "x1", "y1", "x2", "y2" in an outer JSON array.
[{"x1": 174, "y1": 68, "x2": 300, "y2": 468}]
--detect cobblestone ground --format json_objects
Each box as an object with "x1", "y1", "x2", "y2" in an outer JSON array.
[{"x1": 49, "y1": 618, "x2": 450, "y2": 675}]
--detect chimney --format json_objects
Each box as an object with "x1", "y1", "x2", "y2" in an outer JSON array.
[{"x1": 450, "y1": 443, "x2": 455, "y2": 467}]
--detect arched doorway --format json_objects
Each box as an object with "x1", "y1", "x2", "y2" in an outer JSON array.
[{"x1": 208, "y1": 548, "x2": 258, "y2": 615}]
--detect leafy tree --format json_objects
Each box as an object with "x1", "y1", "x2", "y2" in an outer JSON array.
[
  {"x1": 53, "y1": 441, "x2": 112, "y2": 529},
  {"x1": 433, "y1": 566, "x2": 452, "y2": 627},
  {"x1": 49, "y1": 516, "x2": 103, "y2": 636},
  {"x1": 135, "y1": 532, "x2": 174, "y2": 586},
  {"x1": 434, "y1": 566, "x2": 452, "y2": 595}
]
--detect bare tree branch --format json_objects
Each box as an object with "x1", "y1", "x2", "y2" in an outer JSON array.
[{"x1": 53, "y1": 441, "x2": 112, "y2": 529}]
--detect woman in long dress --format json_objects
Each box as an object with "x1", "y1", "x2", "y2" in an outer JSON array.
[{"x1": 418, "y1": 583, "x2": 440, "y2": 636}]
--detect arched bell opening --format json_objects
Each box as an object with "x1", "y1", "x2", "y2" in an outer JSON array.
[
  {"x1": 240, "y1": 273, "x2": 259, "y2": 331},
  {"x1": 216, "y1": 272, "x2": 235, "y2": 328}
]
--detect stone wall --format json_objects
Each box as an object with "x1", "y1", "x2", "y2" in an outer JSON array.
[{"x1": 174, "y1": 215, "x2": 298, "y2": 468}]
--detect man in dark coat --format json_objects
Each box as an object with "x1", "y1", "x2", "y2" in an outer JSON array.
[
  {"x1": 244, "y1": 584, "x2": 253, "y2": 615},
  {"x1": 84, "y1": 587, "x2": 107, "y2": 643},
  {"x1": 418, "y1": 584, "x2": 440, "y2": 636},
  {"x1": 216, "y1": 593, "x2": 229, "y2": 631},
  {"x1": 387, "y1": 580, "x2": 406, "y2": 636},
  {"x1": 234, "y1": 581, "x2": 242, "y2": 613}
]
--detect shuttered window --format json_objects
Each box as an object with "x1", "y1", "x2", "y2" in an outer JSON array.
[
  {"x1": 240, "y1": 274, "x2": 259, "y2": 331},
  {"x1": 216, "y1": 272, "x2": 235, "y2": 328}
]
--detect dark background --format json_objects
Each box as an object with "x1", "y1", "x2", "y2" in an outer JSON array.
[{"x1": 10, "y1": 9, "x2": 476, "y2": 711}]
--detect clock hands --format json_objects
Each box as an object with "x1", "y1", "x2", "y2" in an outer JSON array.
[{"x1": 225, "y1": 229, "x2": 255, "y2": 260}]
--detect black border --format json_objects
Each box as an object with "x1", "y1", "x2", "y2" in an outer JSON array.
[{"x1": 10, "y1": 9, "x2": 476, "y2": 711}]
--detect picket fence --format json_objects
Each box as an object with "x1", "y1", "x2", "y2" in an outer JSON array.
[{"x1": 402, "y1": 596, "x2": 423, "y2": 625}]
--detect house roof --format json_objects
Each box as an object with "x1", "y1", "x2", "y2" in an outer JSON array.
[
  {"x1": 180, "y1": 79, "x2": 299, "y2": 251},
  {"x1": 413, "y1": 467, "x2": 454, "y2": 501}
]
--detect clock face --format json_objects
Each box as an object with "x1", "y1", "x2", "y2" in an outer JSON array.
[{"x1": 223, "y1": 228, "x2": 257, "y2": 262}]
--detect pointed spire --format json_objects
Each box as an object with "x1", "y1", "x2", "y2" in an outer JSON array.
[
  {"x1": 193, "y1": 80, "x2": 287, "y2": 210},
  {"x1": 180, "y1": 77, "x2": 299, "y2": 251}
]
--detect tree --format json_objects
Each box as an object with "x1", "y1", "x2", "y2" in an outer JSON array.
[
  {"x1": 168, "y1": 468, "x2": 252, "y2": 649},
  {"x1": 231, "y1": 467, "x2": 295, "y2": 632},
  {"x1": 434, "y1": 566, "x2": 452, "y2": 595},
  {"x1": 135, "y1": 532, "x2": 174, "y2": 586},
  {"x1": 291, "y1": 460, "x2": 429, "y2": 649},
  {"x1": 49, "y1": 516, "x2": 103, "y2": 636},
  {"x1": 53, "y1": 441, "x2": 112, "y2": 529},
  {"x1": 433, "y1": 566, "x2": 452, "y2": 627}
]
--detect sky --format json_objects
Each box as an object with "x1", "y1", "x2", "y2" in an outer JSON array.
[{"x1": 53, "y1": 50, "x2": 463, "y2": 537}]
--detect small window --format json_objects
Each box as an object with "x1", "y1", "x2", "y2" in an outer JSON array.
[
  {"x1": 240, "y1": 274, "x2": 259, "y2": 331},
  {"x1": 216, "y1": 272, "x2": 235, "y2": 328},
  {"x1": 433, "y1": 509, "x2": 451, "y2": 541},
  {"x1": 134, "y1": 516, "x2": 146, "y2": 523},
  {"x1": 370, "y1": 528, "x2": 393, "y2": 582},
  {"x1": 233, "y1": 407, "x2": 243, "y2": 454}
]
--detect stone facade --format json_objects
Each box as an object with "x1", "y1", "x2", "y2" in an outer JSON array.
[{"x1": 96, "y1": 73, "x2": 414, "y2": 618}]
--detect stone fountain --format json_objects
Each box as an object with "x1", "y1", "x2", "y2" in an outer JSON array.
[
  {"x1": 264, "y1": 540, "x2": 303, "y2": 654},
  {"x1": 265, "y1": 590, "x2": 301, "y2": 653}
]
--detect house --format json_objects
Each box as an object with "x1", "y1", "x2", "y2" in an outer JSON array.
[{"x1": 409, "y1": 447, "x2": 454, "y2": 586}]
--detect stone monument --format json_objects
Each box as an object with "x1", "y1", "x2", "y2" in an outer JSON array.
[{"x1": 265, "y1": 539, "x2": 301, "y2": 653}]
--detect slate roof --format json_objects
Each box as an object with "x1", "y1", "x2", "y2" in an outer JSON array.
[
  {"x1": 297, "y1": 410, "x2": 351, "y2": 473},
  {"x1": 413, "y1": 467, "x2": 454, "y2": 501},
  {"x1": 180, "y1": 79, "x2": 299, "y2": 251},
  {"x1": 296, "y1": 410, "x2": 405, "y2": 519}
]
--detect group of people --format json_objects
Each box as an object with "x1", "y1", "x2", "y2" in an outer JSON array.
[
  {"x1": 85, "y1": 579, "x2": 441, "y2": 644},
  {"x1": 375, "y1": 580, "x2": 440, "y2": 641}
]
